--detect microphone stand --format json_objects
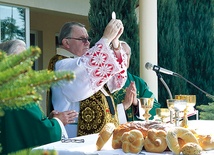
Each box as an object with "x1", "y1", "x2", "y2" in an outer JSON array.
[
  {"x1": 155, "y1": 71, "x2": 174, "y2": 123},
  {"x1": 156, "y1": 72, "x2": 173, "y2": 99},
  {"x1": 156, "y1": 71, "x2": 214, "y2": 124},
  {"x1": 173, "y1": 73, "x2": 214, "y2": 100},
  {"x1": 147, "y1": 62, "x2": 214, "y2": 123}
]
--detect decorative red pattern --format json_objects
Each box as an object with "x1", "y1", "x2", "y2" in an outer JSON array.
[
  {"x1": 84, "y1": 41, "x2": 126, "y2": 90},
  {"x1": 87, "y1": 43, "x2": 116, "y2": 87},
  {"x1": 90, "y1": 52, "x2": 108, "y2": 67},
  {"x1": 94, "y1": 64, "x2": 113, "y2": 77}
]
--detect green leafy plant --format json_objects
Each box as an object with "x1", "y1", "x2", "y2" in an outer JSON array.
[
  {"x1": 197, "y1": 96, "x2": 214, "y2": 120},
  {"x1": 8, "y1": 148, "x2": 58, "y2": 155},
  {"x1": 0, "y1": 46, "x2": 75, "y2": 110},
  {"x1": 0, "y1": 46, "x2": 75, "y2": 155}
]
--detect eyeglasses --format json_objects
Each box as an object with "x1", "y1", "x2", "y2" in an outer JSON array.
[{"x1": 66, "y1": 37, "x2": 91, "y2": 43}]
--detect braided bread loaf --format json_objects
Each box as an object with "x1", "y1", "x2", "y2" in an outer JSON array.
[
  {"x1": 144, "y1": 128, "x2": 168, "y2": 153},
  {"x1": 121, "y1": 129, "x2": 144, "y2": 153},
  {"x1": 112, "y1": 121, "x2": 169, "y2": 149}
]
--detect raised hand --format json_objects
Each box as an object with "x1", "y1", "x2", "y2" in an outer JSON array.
[{"x1": 102, "y1": 19, "x2": 124, "y2": 45}]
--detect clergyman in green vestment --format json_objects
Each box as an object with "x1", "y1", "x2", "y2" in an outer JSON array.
[
  {"x1": 0, "y1": 103, "x2": 62, "y2": 154},
  {"x1": 113, "y1": 41, "x2": 161, "y2": 121}
]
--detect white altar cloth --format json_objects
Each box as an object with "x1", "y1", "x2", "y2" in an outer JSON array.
[{"x1": 31, "y1": 120, "x2": 214, "y2": 155}]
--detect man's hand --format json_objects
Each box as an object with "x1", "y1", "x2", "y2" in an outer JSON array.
[
  {"x1": 123, "y1": 81, "x2": 138, "y2": 110},
  {"x1": 49, "y1": 110, "x2": 78, "y2": 126},
  {"x1": 102, "y1": 19, "x2": 124, "y2": 45}
]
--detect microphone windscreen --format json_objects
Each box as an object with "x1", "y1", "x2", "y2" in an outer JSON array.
[{"x1": 145, "y1": 62, "x2": 153, "y2": 70}]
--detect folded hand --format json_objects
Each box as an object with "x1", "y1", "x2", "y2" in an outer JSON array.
[{"x1": 123, "y1": 81, "x2": 138, "y2": 110}]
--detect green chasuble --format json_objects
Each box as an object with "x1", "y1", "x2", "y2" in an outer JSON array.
[
  {"x1": 113, "y1": 72, "x2": 161, "y2": 121},
  {"x1": 0, "y1": 103, "x2": 61, "y2": 154}
]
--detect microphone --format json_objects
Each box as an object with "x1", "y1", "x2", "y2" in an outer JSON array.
[
  {"x1": 145, "y1": 62, "x2": 175, "y2": 75},
  {"x1": 145, "y1": 62, "x2": 214, "y2": 99}
]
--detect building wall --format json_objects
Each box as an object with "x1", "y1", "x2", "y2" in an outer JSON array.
[
  {"x1": 0, "y1": 0, "x2": 90, "y2": 16},
  {"x1": 30, "y1": 10, "x2": 89, "y2": 69}
]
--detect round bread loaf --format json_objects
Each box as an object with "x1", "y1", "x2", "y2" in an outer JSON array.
[
  {"x1": 96, "y1": 123, "x2": 115, "y2": 151},
  {"x1": 144, "y1": 128, "x2": 167, "y2": 153},
  {"x1": 166, "y1": 127, "x2": 199, "y2": 154},
  {"x1": 121, "y1": 129, "x2": 144, "y2": 153},
  {"x1": 181, "y1": 142, "x2": 202, "y2": 155}
]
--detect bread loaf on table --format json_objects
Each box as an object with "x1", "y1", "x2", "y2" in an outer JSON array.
[
  {"x1": 166, "y1": 127, "x2": 199, "y2": 154},
  {"x1": 144, "y1": 128, "x2": 168, "y2": 153},
  {"x1": 196, "y1": 134, "x2": 214, "y2": 151},
  {"x1": 181, "y1": 142, "x2": 202, "y2": 155},
  {"x1": 112, "y1": 121, "x2": 166, "y2": 149},
  {"x1": 96, "y1": 123, "x2": 115, "y2": 151},
  {"x1": 121, "y1": 129, "x2": 144, "y2": 153}
]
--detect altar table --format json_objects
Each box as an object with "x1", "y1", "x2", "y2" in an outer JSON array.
[{"x1": 31, "y1": 120, "x2": 214, "y2": 155}]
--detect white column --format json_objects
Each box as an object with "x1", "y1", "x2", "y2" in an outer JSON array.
[{"x1": 139, "y1": 0, "x2": 158, "y2": 99}]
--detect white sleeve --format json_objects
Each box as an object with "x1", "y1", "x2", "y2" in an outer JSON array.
[
  {"x1": 53, "y1": 117, "x2": 68, "y2": 139},
  {"x1": 136, "y1": 98, "x2": 145, "y2": 120},
  {"x1": 117, "y1": 99, "x2": 144, "y2": 123},
  {"x1": 117, "y1": 103, "x2": 127, "y2": 124},
  {"x1": 53, "y1": 38, "x2": 127, "y2": 102}
]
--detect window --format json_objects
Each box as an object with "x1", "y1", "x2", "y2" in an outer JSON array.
[{"x1": 0, "y1": 3, "x2": 29, "y2": 46}]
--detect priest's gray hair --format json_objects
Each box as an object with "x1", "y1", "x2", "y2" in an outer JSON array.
[{"x1": 0, "y1": 39, "x2": 26, "y2": 55}]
